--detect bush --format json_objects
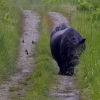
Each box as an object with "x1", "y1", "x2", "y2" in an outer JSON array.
[
  {"x1": 92, "y1": 8, "x2": 100, "y2": 21},
  {"x1": 76, "y1": 1, "x2": 93, "y2": 11},
  {"x1": 92, "y1": 12, "x2": 100, "y2": 21},
  {"x1": 90, "y1": 1, "x2": 100, "y2": 10},
  {"x1": 0, "y1": 0, "x2": 7, "y2": 10}
]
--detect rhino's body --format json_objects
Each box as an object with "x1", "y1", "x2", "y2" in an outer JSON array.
[{"x1": 50, "y1": 23, "x2": 86, "y2": 76}]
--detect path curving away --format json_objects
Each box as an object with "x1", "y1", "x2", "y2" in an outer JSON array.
[
  {"x1": 48, "y1": 12, "x2": 69, "y2": 27},
  {"x1": 48, "y1": 12, "x2": 80, "y2": 100},
  {"x1": 0, "y1": 10, "x2": 41, "y2": 100}
]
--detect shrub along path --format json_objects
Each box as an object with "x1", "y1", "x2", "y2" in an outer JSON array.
[
  {"x1": 48, "y1": 12, "x2": 79, "y2": 100},
  {"x1": 0, "y1": 10, "x2": 40, "y2": 100}
]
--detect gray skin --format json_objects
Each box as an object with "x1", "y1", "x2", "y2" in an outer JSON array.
[{"x1": 50, "y1": 23, "x2": 86, "y2": 76}]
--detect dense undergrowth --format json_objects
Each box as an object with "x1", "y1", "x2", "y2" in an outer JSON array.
[{"x1": 0, "y1": 0, "x2": 20, "y2": 82}]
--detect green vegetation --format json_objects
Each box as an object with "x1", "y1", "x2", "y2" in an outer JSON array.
[
  {"x1": 76, "y1": 0, "x2": 100, "y2": 22},
  {"x1": 76, "y1": 1, "x2": 93, "y2": 11},
  {"x1": 0, "y1": 0, "x2": 20, "y2": 82},
  {"x1": 69, "y1": 11, "x2": 100, "y2": 100},
  {"x1": 68, "y1": 0, "x2": 100, "y2": 100}
]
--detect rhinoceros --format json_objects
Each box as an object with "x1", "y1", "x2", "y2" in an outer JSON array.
[{"x1": 50, "y1": 23, "x2": 86, "y2": 76}]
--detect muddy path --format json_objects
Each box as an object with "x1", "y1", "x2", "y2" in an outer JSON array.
[
  {"x1": 0, "y1": 10, "x2": 40, "y2": 100},
  {"x1": 48, "y1": 12, "x2": 80, "y2": 100}
]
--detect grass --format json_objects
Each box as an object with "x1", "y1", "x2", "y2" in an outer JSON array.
[
  {"x1": 70, "y1": 11, "x2": 100, "y2": 100},
  {"x1": 0, "y1": 0, "x2": 20, "y2": 82}
]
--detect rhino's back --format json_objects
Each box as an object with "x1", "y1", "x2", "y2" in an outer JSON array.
[
  {"x1": 50, "y1": 28, "x2": 68, "y2": 46},
  {"x1": 51, "y1": 23, "x2": 70, "y2": 38}
]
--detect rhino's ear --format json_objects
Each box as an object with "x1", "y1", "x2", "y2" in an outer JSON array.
[
  {"x1": 56, "y1": 27, "x2": 59, "y2": 31},
  {"x1": 79, "y1": 39, "x2": 86, "y2": 44},
  {"x1": 77, "y1": 38, "x2": 86, "y2": 47}
]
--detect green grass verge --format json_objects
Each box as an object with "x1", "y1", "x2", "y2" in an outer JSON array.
[
  {"x1": 0, "y1": 0, "x2": 20, "y2": 82},
  {"x1": 70, "y1": 11, "x2": 100, "y2": 100},
  {"x1": 21, "y1": 14, "x2": 57, "y2": 100}
]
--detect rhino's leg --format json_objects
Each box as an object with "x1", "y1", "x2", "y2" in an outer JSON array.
[
  {"x1": 66, "y1": 67, "x2": 75, "y2": 76},
  {"x1": 58, "y1": 62, "x2": 66, "y2": 75}
]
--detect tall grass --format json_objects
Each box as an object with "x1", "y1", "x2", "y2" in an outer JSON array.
[
  {"x1": 0, "y1": 0, "x2": 20, "y2": 81},
  {"x1": 59, "y1": 1, "x2": 100, "y2": 99},
  {"x1": 70, "y1": 12, "x2": 100, "y2": 100}
]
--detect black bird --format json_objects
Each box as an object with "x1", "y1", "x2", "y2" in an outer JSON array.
[
  {"x1": 25, "y1": 49, "x2": 28, "y2": 55},
  {"x1": 32, "y1": 41, "x2": 34, "y2": 44},
  {"x1": 22, "y1": 40, "x2": 24, "y2": 43}
]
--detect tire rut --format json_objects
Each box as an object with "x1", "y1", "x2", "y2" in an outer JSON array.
[
  {"x1": 48, "y1": 12, "x2": 80, "y2": 100},
  {"x1": 0, "y1": 10, "x2": 40, "y2": 100}
]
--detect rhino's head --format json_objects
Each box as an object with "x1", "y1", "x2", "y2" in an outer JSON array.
[{"x1": 60, "y1": 38, "x2": 86, "y2": 67}]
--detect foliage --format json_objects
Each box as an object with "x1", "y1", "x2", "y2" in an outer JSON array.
[
  {"x1": 76, "y1": 1, "x2": 93, "y2": 11},
  {"x1": 69, "y1": 8, "x2": 100, "y2": 100},
  {"x1": 87, "y1": 0, "x2": 100, "y2": 9},
  {"x1": 0, "y1": 0, "x2": 7, "y2": 10},
  {"x1": 3, "y1": 13, "x2": 18, "y2": 25},
  {"x1": 92, "y1": 8, "x2": 100, "y2": 21},
  {"x1": 0, "y1": 0, "x2": 20, "y2": 81},
  {"x1": 76, "y1": 0, "x2": 100, "y2": 11}
]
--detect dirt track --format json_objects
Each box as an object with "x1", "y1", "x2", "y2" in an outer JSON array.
[
  {"x1": 48, "y1": 12, "x2": 80, "y2": 100},
  {"x1": 0, "y1": 10, "x2": 79, "y2": 100}
]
